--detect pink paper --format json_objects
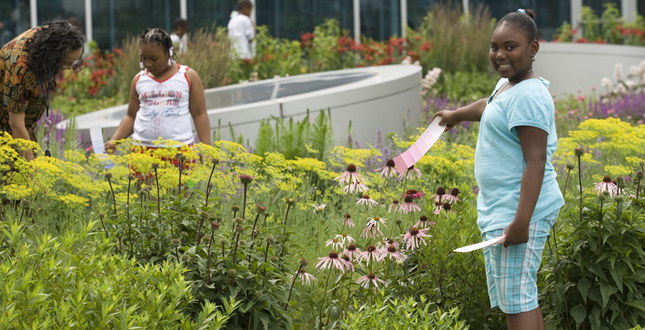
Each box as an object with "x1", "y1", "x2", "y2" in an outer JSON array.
[{"x1": 393, "y1": 117, "x2": 446, "y2": 174}]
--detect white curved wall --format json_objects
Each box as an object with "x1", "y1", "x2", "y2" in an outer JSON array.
[{"x1": 534, "y1": 43, "x2": 645, "y2": 97}]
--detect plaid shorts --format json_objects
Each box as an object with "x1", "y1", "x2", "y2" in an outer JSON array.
[{"x1": 482, "y1": 209, "x2": 559, "y2": 314}]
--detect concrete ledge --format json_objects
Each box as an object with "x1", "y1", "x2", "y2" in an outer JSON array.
[{"x1": 534, "y1": 42, "x2": 645, "y2": 97}]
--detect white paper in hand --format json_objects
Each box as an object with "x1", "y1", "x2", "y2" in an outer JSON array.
[
  {"x1": 89, "y1": 125, "x2": 114, "y2": 169},
  {"x1": 392, "y1": 117, "x2": 446, "y2": 174},
  {"x1": 453, "y1": 234, "x2": 506, "y2": 253}
]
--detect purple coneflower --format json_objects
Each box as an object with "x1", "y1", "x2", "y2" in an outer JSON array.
[
  {"x1": 325, "y1": 238, "x2": 344, "y2": 251},
  {"x1": 399, "y1": 195, "x2": 421, "y2": 214},
  {"x1": 404, "y1": 189, "x2": 425, "y2": 199},
  {"x1": 444, "y1": 187, "x2": 460, "y2": 203},
  {"x1": 316, "y1": 251, "x2": 347, "y2": 271},
  {"x1": 399, "y1": 165, "x2": 422, "y2": 180},
  {"x1": 335, "y1": 164, "x2": 367, "y2": 185},
  {"x1": 379, "y1": 244, "x2": 407, "y2": 262},
  {"x1": 431, "y1": 186, "x2": 446, "y2": 204},
  {"x1": 357, "y1": 245, "x2": 383, "y2": 266},
  {"x1": 414, "y1": 215, "x2": 435, "y2": 228},
  {"x1": 341, "y1": 255, "x2": 355, "y2": 272},
  {"x1": 377, "y1": 237, "x2": 400, "y2": 249},
  {"x1": 334, "y1": 233, "x2": 355, "y2": 245},
  {"x1": 239, "y1": 174, "x2": 255, "y2": 185},
  {"x1": 343, "y1": 243, "x2": 361, "y2": 261},
  {"x1": 593, "y1": 175, "x2": 618, "y2": 197},
  {"x1": 433, "y1": 201, "x2": 442, "y2": 215},
  {"x1": 356, "y1": 194, "x2": 378, "y2": 207},
  {"x1": 402, "y1": 227, "x2": 430, "y2": 250},
  {"x1": 360, "y1": 216, "x2": 386, "y2": 238},
  {"x1": 343, "y1": 213, "x2": 355, "y2": 228},
  {"x1": 441, "y1": 202, "x2": 453, "y2": 214},
  {"x1": 375, "y1": 159, "x2": 398, "y2": 178},
  {"x1": 388, "y1": 199, "x2": 400, "y2": 213},
  {"x1": 342, "y1": 182, "x2": 369, "y2": 194},
  {"x1": 288, "y1": 268, "x2": 317, "y2": 285},
  {"x1": 356, "y1": 272, "x2": 386, "y2": 289}
]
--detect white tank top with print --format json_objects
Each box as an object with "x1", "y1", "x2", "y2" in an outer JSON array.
[{"x1": 132, "y1": 64, "x2": 193, "y2": 146}]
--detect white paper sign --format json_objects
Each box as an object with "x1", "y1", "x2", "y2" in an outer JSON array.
[
  {"x1": 453, "y1": 235, "x2": 506, "y2": 253},
  {"x1": 89, "y1": 125, "x2": 114, "y2": 169}
]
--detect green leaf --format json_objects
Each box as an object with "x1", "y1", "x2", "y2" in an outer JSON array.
[
  {"x1": 599, "y1": 281, "x2": 618, "y2": 310},
  {"x1": 570, "y1": 304, "x2": 587, "y2": 325},
  {"x1": 609, "y1": 264, "x2": 625, "y2": 292},
  {"x1": 577, "y1": 277, "x2": 590, "y2": 303}
]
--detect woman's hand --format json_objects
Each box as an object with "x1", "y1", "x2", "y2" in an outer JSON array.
[
  {"x1": 104, "y1": 140, "x2": 117, "y2": 154},
  {"x1": 503, "y1": 221, "x2": 529, "y2": 247},
  {"x1": 432, "y1": 110, "x2": 460, "y2": 132}
]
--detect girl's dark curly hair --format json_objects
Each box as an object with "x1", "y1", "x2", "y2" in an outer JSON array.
[{"x1": 27, "y1": 20, "x2": 85, "y2": 91}]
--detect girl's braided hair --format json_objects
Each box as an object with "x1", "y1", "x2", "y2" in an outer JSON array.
[
  {"x1": 496, "y1": 9, "x2": 538, "y2": 42},
  {"x1": 140, "y1": 28, "x2": 176, "y2": 60},
  {"x1": 27, "y1": 20, "x2": 85, "y2": 90}
]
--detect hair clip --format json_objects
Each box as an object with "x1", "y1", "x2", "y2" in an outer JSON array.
[
  {"x1": 169, "y1": 47, "x2": 174, "y2": 57},
  {"x1": 517, "y1": 8, "x2": 526, "y2": 14}
]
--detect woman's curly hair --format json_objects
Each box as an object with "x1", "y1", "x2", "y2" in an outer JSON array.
[{"x1": 27, "y1": 20, "x2": 85, "y2": 90}]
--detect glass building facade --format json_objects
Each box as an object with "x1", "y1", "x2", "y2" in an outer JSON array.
[{"x1": 0, "y1": 0, "x2": 640, "y2": 50}]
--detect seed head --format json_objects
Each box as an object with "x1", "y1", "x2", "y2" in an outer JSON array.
[
  {"x1": 212, "y1": 158, "x2": 220, "y2": 165},
  {"x1": 602, "y1": 175, "x2": 612, "y2": 183},
  {"x1": 404, "y1": 196, "x2": 413, "y2": 203},
  {"x1": 387, "y1": 245, "x2": 397, "y2": 253},
  {"x1": 386, "y1": 159, "x2": 395, "y2": 167},
  {"x1": 104, "y1": 172, "x2": 113, "y2": 180},
  {"x1": 346, "y1": 164, "x2": 357, "y2": 173},
  {"x1": 419, "y1": 215, "x2": 428, "y2": 222},
  {"x1": 442, "y1": 202, "x2": 451, "y2": 211},
  {"x1": 391, "y1": 199, "x2": 400, "y2": 205},
  {"x1": 366, "y1": 245, "x2": 377, "y2": 252},
  {"x1": 347, "y1": 243, "x2": 357, "y2": 251},
  {"x1": 367, "y1": 272, "x2": 376, "y2": 279},
  {"x1": 450, "y1": 188, "x2": 460, "y2": 196},
  {"x1": 409, "y1": 227, "x2": 419, "y2": 236},
  {"x1": 151, "y1": 163, "x2": 160, "y2": 170},
  {"x1": 341, "y1": 255, "x2": 350, "y2": 262},
  {"x1": 574, "y1": 147, "x2": 585, "y2": 158},
  {"x1": 328, "y1": 251, "x2": 339, "y2": 259},
  {"x1": 436, "y1": 186, "x2": 446, "y2": 195},
  {"x1": 239, "y1": 174, "x2": 255, "y2": 185},
  {"x1": 210, "y1": 221, "x2": 220, "y2": 230}
]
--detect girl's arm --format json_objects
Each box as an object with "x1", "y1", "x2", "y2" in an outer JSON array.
[
  {"x1": 104, "y1": 74, "x2": 140, "y2": 152},
  {"x1": 432, "y1": 97, "x2": 487, "y2": 132},
  {"x1": 503, "y1": 125, "x2": 547, "y2": 247},
  {"x1": 186, "y1": 68, "x2": 211, "y2": 145}
]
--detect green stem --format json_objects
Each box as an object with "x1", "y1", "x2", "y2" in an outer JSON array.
[{"x1": 318, "y1": 270, "x2": 333, "y2": 329}]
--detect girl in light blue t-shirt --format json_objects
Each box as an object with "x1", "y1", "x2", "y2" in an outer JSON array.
[{"x1": 434, "y1": 8, "x2": 563, "y2": 330}]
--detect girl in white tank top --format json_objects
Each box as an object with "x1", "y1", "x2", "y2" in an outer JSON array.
[{"x1": 105, "y1": 27, "x2": 210, "y2": 151}]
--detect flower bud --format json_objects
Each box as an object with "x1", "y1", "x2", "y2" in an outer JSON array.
[
  {"x1": 172, "y1": 238, "x2": 181, "y2": 247},
  {"x1": 151, "y1": 163, "x2": 160, "y2": 170},
  {"x1": 235, "y1": 217, "x2": 245, "y2": 224},
  {"x1": 615, "y1": 195, "x2": 624, "y2": 203},
  {"x1": 235, "y1": 226, "x2": 244, "y2": 233},
  {"x1": 285, "y1": 198, "x2": 295, "y2": 206},
  {"x1": 598, "y1": 194, "x2": 606, "y2": 202},
  {"x1": 104, "y1": 172, "x2": 113, "y2": 179},
  {"x1": 210, "y1": 221, "x2": 220, "y2": 230},
  {"x1": 231, "y1": 205, "x2": 240, "y2": 212},
  {"x1": 265, "y1": 236, "x2": 275, "y2": 244},
  {"x1": 637, "y1": 171, "x2": 644, "y2": 180},
  {"x1": 566, "y1": 163, "x2": 575, "y2": 170},
  {"x1": 180, "y1": 231, "x2": 188, "y2": 239},
  {"x1": 256, "y1": 205, "x2": 267, "y2": 213},
  {"x1": 300, "y1": 257, "x2": 309, "y2": 267},
  {"x1": 127, "y1": 174, "x2": 136, "y2": 181}
]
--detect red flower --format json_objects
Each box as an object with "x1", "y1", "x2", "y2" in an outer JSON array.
[
  {"x1": 593, "y1": 38, "x2": 607, "y2": 44},
  {"x1": 419, "y1": 40, "x2": 432, "y2": 52},
  {"x1": 575, "y1": 38, "x2": 589, "y2": 43},
  {"x1": 364, "y1": 54, "x2": 373, "y2": 61}
]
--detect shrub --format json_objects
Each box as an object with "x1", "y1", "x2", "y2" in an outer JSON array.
[
  {"x1": 0, "y1": 221, "x2": 238, "y2": 329},
  {"x1": 339, "y1": 294, "x2": 468, "y2": 329}
]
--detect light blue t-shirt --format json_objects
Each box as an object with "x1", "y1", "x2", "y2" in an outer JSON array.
[{"x1": 475, "y1": 77, "x2": 564, "y2": 233}]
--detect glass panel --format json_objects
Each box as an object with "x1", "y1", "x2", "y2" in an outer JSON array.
[
  {"x1": 256, "y1": 0, "x2": 354, "y2": 40},
  {"x1": 407, "y1": 0, "x2": 435, "y2": 29},
  {"x1": 37, "y1": 0, "x2": 85, "y2": 26},
  {"x1": 187, "y1": 0, "x2": 235, "y2": 35},
  {"x1": 0, "y1": 0, "x2": 30, "y2": 43},
  {"x1": 92, "y1": 0, "x2": 179, "y2": 50},
  {"x1": 360, "y1": 0, "x2": 401, "y2": 40},
  {"x1": 471, "y1": 0, "x2": 570, "y2": 41},
  {"x1": 583, "y1": 0, "x2": 620, "y2": 17}
]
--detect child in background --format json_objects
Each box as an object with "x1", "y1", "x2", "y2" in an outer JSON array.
[
  {"x1": 227, "y1": 0, "x2": 255, "y2": 60},
  {"x1": 105, "y1": 27, "x2": 210, "y2": 154},
  {"x1": 170, "y1": 18, "x2": 188, "y2": 55},
  {"x1": 434, "y1": 9, "x2": 563, "y2": 330}
]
